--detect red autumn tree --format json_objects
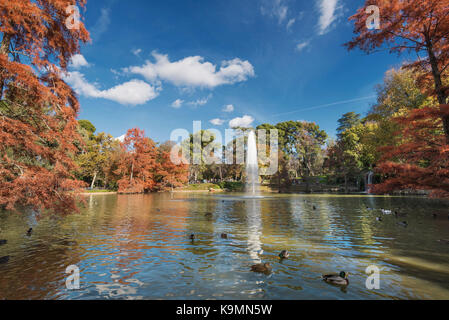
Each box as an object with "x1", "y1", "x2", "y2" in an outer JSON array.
[
  {"x1": 346, "y1": 0, "x2": 449, "y2": 140},
  {"x1": 0, "y1": 0, "x2": 89, "y2": 213},
  {"x1": 155, "y1": 141, "x2": 189, "y2": 191},
  {"x1": 346, "y1": 0, "x2": 449, "y2": 197},
  {"x1": 115, "y1": 128, "x2": 159, "y2": 194},
  {"x1": 374, "y1": 107, "x2": 449, "y2": 197}
]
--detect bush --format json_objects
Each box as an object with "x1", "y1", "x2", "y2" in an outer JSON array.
[{"x1": 217, "y1": 181, "x2": 244, "y2": 192}]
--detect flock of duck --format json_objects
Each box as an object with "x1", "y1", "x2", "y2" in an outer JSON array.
[
  {"x1": 190, "y1": 205, "x2": 349, "y2": 288},
  {"x1": 2, "y1": 200, "x2": 448, "y2": 289},
  {"x1": 369, "y1": 207, "x2": 409, "y2": 228}
]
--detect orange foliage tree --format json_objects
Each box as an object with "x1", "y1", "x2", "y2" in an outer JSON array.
[
  {"x1": 0, "y1": 0, "x2": 89, "y2": 213},
  {"x1": 347, "y1": 0, "x2": 449, "y2": 197},
  {"x1": 115, "y1": 128, "x2": 159, "y2": 194},
  {"x1": 155, "y1": 141, "x2": 189, "y2": 191},
  {"x1": 116, "y1": 129, "x2": 190, "y2": 193},
  {"x1": 115, "y1": 129, "x2": 189, "y2": 193}
]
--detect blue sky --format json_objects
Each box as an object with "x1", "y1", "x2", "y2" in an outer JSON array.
[{"x1": 68, "y1": 0, "x2": 405, "y2": 142}]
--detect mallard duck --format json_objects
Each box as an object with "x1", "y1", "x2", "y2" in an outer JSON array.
[
  {"x1": 322, "y1": 271, "x2": 349, "y2": 286},
  {"x1": 0, "y1": 256, "x2": 9, "y2": 264},
  {"x1": 220, "y1": 233, "x2": 228, "y2": 239},
  {"x1": 376, "y1": 217, "x2": 382, "y2": 222},
  {"x1": 26, "y1": 228, "x2": 33, "y2": 236},
  {"x1": 313, "y1": 206, "x2": 317, "y2": 210},
  {"x1": 0, "y1": 240, "x2": 7, "y2": 246},
  {"x1": 250, "y1": 263, "x2": 272, "y2": 274},
  {"x1": 397, "y1": 221, "x2": 408, "y2": 228},
  {"x1": 279, "y1": 250, "x2": 289, "y2": 259},
  {"x1": 190, "y1": 234, "x2": 195, "y2": 240}
]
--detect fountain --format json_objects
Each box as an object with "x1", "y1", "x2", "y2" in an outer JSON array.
[
  {"x1": 246, "y1": 131, "x2": 259, "y2": 195},
  {"x1": 365, "y1": 171, "x2": 374, "y2": 194}
]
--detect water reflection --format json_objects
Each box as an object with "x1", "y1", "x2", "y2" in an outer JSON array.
[
  {"x1": 246, "y1": 199, "x2": 263, "y2": 263},
  {"x1": 0, "y1": 193, "x2": 449, "y2": 299}
]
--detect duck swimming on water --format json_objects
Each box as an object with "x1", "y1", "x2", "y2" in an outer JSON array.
[
  {"x1": 279, "y1": 250, "x2": 289, "y2": 259},
  {"x1": 250, "y1": 263, "x2": 272, "y2": 274},
  {"x1": 397, "y1": 221, "x2": 408, "y2": 228},
  {"x1": 0, "y1": 256, "x2": 9, "y2": 264},
  {"x1": 322, "y1": 271, "x2": 349, "y2": 286}
]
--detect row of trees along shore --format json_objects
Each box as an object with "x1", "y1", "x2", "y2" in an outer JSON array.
[{"x1": 1, "y1": 0, "x2": 449, "y2": 215}]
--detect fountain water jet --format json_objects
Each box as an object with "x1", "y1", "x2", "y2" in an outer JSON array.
[
  {"x1": 365, "y1": 171, "x2": 374, "y2": 194},
  {"x1": 246, "y1": 131, "x2": 259, "y2": 195}
]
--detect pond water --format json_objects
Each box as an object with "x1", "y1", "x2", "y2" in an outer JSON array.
[{"x1": 1, "y1": 193, "x2": 449, "y2": 300}]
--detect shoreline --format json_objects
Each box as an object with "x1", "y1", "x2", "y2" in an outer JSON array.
[{"x1": 79, "y1": 192, "x2": 117, "y2": 196}]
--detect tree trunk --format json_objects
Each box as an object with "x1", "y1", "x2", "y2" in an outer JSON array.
[
  {"x1": 425, "y1": 35, "x2": 449, "y2": 143},
  {"x1": 90, "y1": 171, "x2": 97, "y2": 189},
  {"x1": 344, "y1": 174, "x2": 348, "y2": 193},
  {"x1": 0, "y1": 33, "x2": 12, "y2": 99},
  {"x1": 130, "y1": 161, "x2": 134, "y2": 183}
]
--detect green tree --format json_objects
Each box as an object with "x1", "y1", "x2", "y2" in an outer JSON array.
[
  {"x1": 76, "y1": 124, "x2": 120, "y2": 189},
  {"x1": 337, "y1": 112, "x2": 361, "y2": 138}
]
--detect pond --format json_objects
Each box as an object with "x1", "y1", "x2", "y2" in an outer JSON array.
[{"x1": 1, "y1": 193, "x2": 449, "y2": 300}]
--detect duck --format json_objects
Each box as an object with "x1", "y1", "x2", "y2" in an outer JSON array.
[
  {"x1": 381, "y1": 209, "x2": 392, "y2": 215},
  {"x1": 220, "y1": 233, "x2": 228, "y2": 239},
  {"x1": 366, "y1": 206, "x2": 374, "y2": 211},
  {"x1": 376, "y1": 217, "x2": 383, "y2": 222},
  {"x1": 313, "y1": 206, "x2": 317, "y2": 210},
  {"x1": 322, "y1": 271, "x2": 349, "y2": 286},
  {"x1": 250, "y1": 263, "x2": 272, "y2": 274},
  {"x1": 0, "y1": 240, "x2": 7, "y2": 246},
  {"x1": 397, "y1": 221, "x2": 408, "y2": 228},
  {"x1": 189, "y1": 234, "x2": 195, "y2": 240},
  {"x1": 279, "y1": 250, "x2": 289, "y2": 259},
  {"x1": 437, "y1": 239, "x2": 449, "y2": 245},
  {"x1": 26, "y1": 228, "x2": 33, "y2": 236},
  {"x1": 0, "y1": 256, "x2": 9, "y2": 264}
]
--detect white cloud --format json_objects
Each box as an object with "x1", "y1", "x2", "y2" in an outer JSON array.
[
  {"x1": 171, "y1": 99, "x2": 184, "y2": 108},
  {"x1": 286, "y1": 18, "x2": 296, "y2": 31},
  {"x1": 223, "y1": 104, "x2": 234, "y2": 113},
  {"x1": 188, "y1": 94, "x2": 212, "y2": 107},
  {"x1": 64, "y1": 71, "x2": 159, "y2": 106},
  {"x1": 318, "y1": 0, "x2": 341, "y2": 35},
  {"x1": 210, "y1": 118, "x2": 225, "y2": 126},
  {"x1": 125, "y1": 52, "x2": 255, "y2": 89},
  {"x1": 229, "y1": 115, "x2": 254, "y2": 128},
  {"x1": 91, "y1": 7, "x2": 111, "y2": 41},
  {"x1": 69, "y1": 54, "x2": 90, "y2": 69},
  {"x1": 261, "y1": 0, "x2": 288, "y2": 24},
  {"x1": 295, "y1": 41, "x2": 310, "y2": 52},
  {"x1": 132, "y1": 48, "x2": 142, "y2": 56}
]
